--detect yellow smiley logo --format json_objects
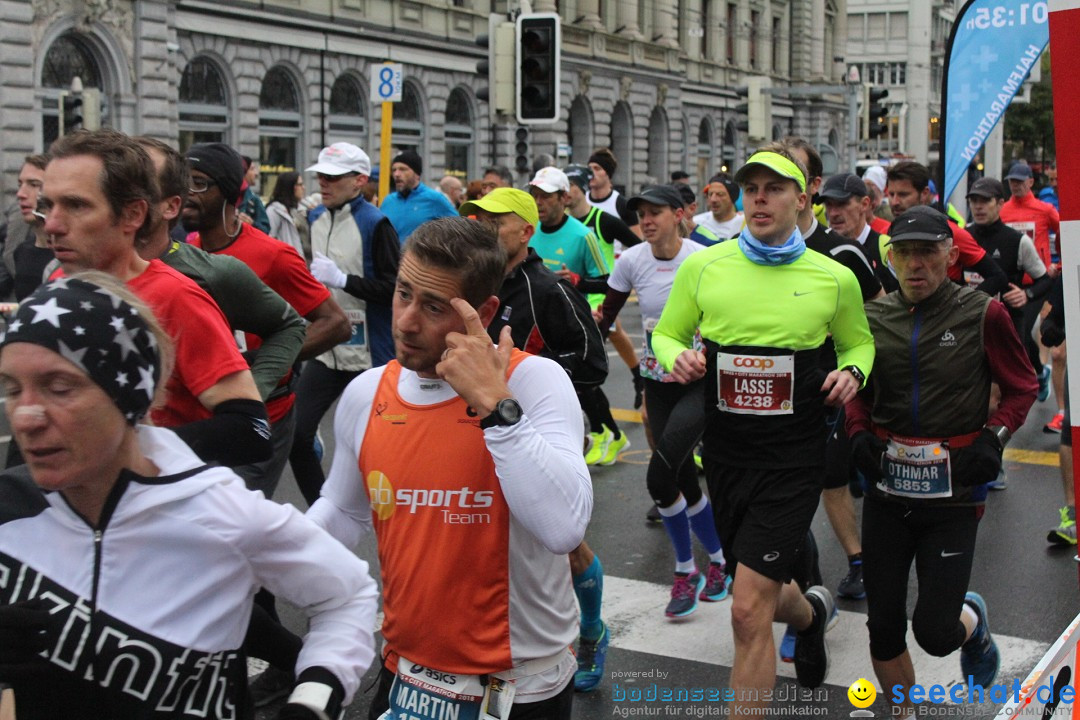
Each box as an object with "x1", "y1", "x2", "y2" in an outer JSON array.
[{"x1": 848, "y1": 678, "x2": 876, "y2": 709}]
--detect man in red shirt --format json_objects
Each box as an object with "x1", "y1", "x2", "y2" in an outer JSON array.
[
  {"x1": 40, "y1": 129, "x2": 270, "y2": 468},
  {"x1": 1001, "y1": 161, "x2": 1064, "y2": 432},
  {"x1": 886, "y1": 161, "x2": 1007, "y2": 297},
  {"x1": 182, "y1": 143, "x2": 351, "y2": 496}
]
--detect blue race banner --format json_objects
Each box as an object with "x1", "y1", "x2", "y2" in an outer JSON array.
[{"x1": 940, "y1": 0, "x2": 1050, "y2": 201}]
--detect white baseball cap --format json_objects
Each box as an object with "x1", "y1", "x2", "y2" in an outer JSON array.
[
  {"x1": 529, "y1": 166, "x2": 570, "y2": 194},
  {"x1": 306, "y1": 142, "x2": 372, "y2": 176},
  {"x1": 863, "y1": 165, "x2": 887, "y2": 193}
]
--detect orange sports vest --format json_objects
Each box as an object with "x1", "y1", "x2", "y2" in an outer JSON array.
[{"x1": 360, "y1": 351, "x2": 529, "y2": 675}]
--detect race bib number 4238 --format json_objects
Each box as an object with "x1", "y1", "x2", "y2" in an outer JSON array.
[{"x1": 716, "y1": 353, "x2": 794, "y2": 415}]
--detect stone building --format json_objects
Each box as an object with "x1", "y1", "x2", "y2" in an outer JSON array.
[
  {"x1": 846, "y1": 0, "x2": 958, "y2": 164},
  {"x1": 2, "y1": 0, "x2": 851, "y2": 198}
]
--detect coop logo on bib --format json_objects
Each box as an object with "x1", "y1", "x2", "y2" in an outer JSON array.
[{"x1": 716, "y1": 352, "x2": 794, "y2": 415}]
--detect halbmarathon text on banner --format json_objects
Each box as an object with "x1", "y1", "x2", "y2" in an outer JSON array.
[{"x1": 941, "y1": 0, "x2": 1049, "y2": 201}]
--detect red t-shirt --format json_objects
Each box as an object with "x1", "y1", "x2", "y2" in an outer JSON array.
[
  {"x1": 128, "y1": 260, "x2": 251, "y2": 428},
  {"x1": 1000, "y1": 192, "x2": 1060, "y2": 271},
  {"x1": 946, "y1": 221, "x2": 987, "y2": 282},
  {"x1": 192, "y1": 224, "x2": 331, "y2": 422},
  {"x1": 870, "y1": 216, "x2": 891, "y2": 235}
]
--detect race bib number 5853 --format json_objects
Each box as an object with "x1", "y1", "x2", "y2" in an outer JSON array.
[{"x1": 716, "y1": 353, "x2": 794, "y2": 415}]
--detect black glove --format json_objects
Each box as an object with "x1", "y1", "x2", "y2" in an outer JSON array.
[
  {"x1": 0, "y1": 599, "x2": 54, "y2": 665},
  {"x1": 276, "y1": 704, "x2": 321, "y2": 720},
  {"x1": 631, "y1": 366, "x2": 645, "y2": 410},
  {"x1": 851, "y1": 431, "x2": 887, "y2": 482},
  {"x1": 951, "y1": 429, "x2": 1004, "y2": 487}
]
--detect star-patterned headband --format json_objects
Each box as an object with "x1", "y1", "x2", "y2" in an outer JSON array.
[{"x1": 2, "y1": 277, "x2": 161, "y2": 424}]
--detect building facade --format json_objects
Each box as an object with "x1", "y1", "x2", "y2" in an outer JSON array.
[
  {"x1": 2, "y1": 0, "x2": 852, "y2": 199},
  {"x1": 846, "y1": 0, "x2": 957, "y2": 164}
]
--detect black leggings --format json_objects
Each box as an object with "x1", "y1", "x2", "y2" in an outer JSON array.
[
  {"x1": 862, "y1": 496, "x2": 981, "y2": 661},
  {"x1": 643, "y1": 378, "x2": 705, "y2": 508},
  {"x1": 578, "y1": 385, "x2": 619, "y2": 436},
  {"x1": 289, "y1": 360, "x2": 361, "y2": 505}
]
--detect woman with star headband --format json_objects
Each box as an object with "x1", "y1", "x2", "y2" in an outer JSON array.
[{"x1": 0, "y1": 272, "x2": 377, "y2": 719}]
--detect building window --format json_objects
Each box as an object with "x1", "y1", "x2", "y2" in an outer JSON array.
[
  {"x1": 890, "y1": 12, "x2": 908, "y2": 39},
  {"x1": 328, "y1": 74, "x2": 367, "y2": 146},
  {"x1": 749, "y1": 10, "x2": 759, "y2": 69},
  {"x1": 179, "y1": 57, "x2": 230, "y2": 152},
  {"x1": 392, "y1": 83, "x2": 424, "y2": 154},
  {"x1": 41, "y1": 34, "x2": 105, "y2": 147},
  {"x1": 259, "y1": 66, "x2": 303, "y2": 193},
  {"x1": 696, "y1": 117, "x2": 713, "y2": 187},
  {"x1": 726, "y1": 3, "x2": 737, "y2": 64},
  {"x1": 445, "y1": 89, "x2": 474, "y2": 179},
  {"x1": 702, "y1": 0, "x2": 713, "y2": 59},
  {"x1": 867, "y1": 12, "x2": 886, "y2": 39},
  {"x1": 890, "y1": 62, "x2": 906, "y2": 85},
  {"x1": 772, "y1": 16, "x2": 782, "y2": 72}
]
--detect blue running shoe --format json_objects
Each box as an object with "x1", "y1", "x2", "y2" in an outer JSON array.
[
  {"x1": 960, "y1": 592, "x2": 1000, "y2": 688},
  {"x1": 1038, "y1": 364, "x2": 1052, "y2": 402},
  {"x1": 665, "y1": 571, "x2": 705, "y2": 618},
  {"x1": 780, "y1": 625, "x2": 797, "y2": 662},
  {"x1": 574, "y1": 622, "x2": 609, "y2": 692},
  {"x1": 700, "y1": 563, "x2": 730, "y2": 602}
]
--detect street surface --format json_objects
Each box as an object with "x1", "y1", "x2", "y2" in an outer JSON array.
[{"x1": 5, "y1": 296, "x2": 1072, "y2": 719}]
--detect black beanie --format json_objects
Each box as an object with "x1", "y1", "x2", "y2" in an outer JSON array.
[
  {"x1": 187, "y1": 143, "x2": 245, "y2": 206},
  {"x1": 588, "y1": 150, "x2": 617, "y2": 178},
  {"x1": 393, "y1": 150, "x2": 423, "y2": 176}
]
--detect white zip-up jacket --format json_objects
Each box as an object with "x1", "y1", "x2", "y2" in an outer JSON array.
[{"x1": 0, "y1": 425, "x2": 378, "y2": 719}]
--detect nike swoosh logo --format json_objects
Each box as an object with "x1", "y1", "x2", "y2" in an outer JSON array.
[
  {"x1": 941, "y1": 551, "x2": 963, "y2": 558},
  {"x1": 793, "y1": 291, "x2": 814, "y2": 296}
]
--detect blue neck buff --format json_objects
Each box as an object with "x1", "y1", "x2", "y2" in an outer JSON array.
[{"x1": 738, "y1": 226, "x2": 806, "y2": 266}]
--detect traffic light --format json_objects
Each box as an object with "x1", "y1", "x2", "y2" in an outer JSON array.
[
  {"x1": 477, "y1": 17, "x2": 515, "y2": 122},
  {"x1": 516, "y1": 12, "x2": 561, "y2": 124},
  {"x1": 514, "y1": 127, "x2": 530, "y2": 173},
  {"x1": 81, "y1": 88, "x2": 102, "y2": 131},
  {"x1": 734, "y1": 76, "x2": 772, "y2": 144},
  {"x1": 861, "y1": 84, "x2": 889, "y2": 140},
  {"x1": 59, "y1": 91, "x2": 83, "y2": 135}
]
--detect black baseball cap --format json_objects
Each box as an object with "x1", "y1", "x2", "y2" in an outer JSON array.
[
  {"x1": 885, "y1": 205, "x2": 953, "y2": 245},
  {"x1": 628, "y1": 184, "x2": 685, "y2": 213},
  {"x1": 564, "y1": 164, "x2": 593, "y2": 191},
  {"x1": 1005, "y1": 162, "x2": 1033, "y2": 181},
  {"x1": 967, "y1": 177, "x2": 1005, "y2": 200},
  {"x1": 819, "y1": 173, "x2": 868, "y2": 201}
]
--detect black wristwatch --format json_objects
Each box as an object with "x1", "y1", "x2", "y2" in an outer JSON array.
[
  {"x1": 985, "y1": 424, "x2": 1012, "y2": 451},
  {"x1": 841, "y1": 365, "x2": 866, "y2": 386},
  {"x1": 480, "y1": 398, "x2": 524, "y2": 429}
]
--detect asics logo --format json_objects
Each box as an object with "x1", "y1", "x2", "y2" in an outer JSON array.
[
  {"x1": 734, "y1": 357, "x2": 775, "y2": 369},
  {"x1": 762, "y1": 551, "x2": 780, "y2": 562}
]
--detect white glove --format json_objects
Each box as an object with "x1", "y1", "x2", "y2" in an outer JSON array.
[{"x1": 311, "y1": 252, "x2": 347, "y2": 289}]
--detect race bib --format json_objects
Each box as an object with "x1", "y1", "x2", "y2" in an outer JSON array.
[
  {"x1": 1005, "y1": 220, "x2": 1036, "y2": 243},
  {"x1": 962, "y1": 270, "x2": 984, "y2": 290},
  {"x1": 716, "y1": 352, "x2": 794, "y2": 415},
  {"x1": 878, "y1": 438, "x2": 953, "y2": 499},
  {"x1": 382, "y1": 657, "x2": 515, "y2": 720},
  {"x1": 343, "y1": 308, "x2": 367, "y2": 347}
]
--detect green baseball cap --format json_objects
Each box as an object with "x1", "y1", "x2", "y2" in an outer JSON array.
[
  {"x1": 459, "y1": 187, "x2": 539, "y2": 227},
  {"x1": 734, "y1": 151, "x2": 807, "y2": 192}
]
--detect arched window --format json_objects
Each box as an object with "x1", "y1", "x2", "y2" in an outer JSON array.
[
  {"x1": 328, "y1": 74, "x2": 366, "y2": 146},
  {"x1": 179, "y1": 57, "x2": 230, "y2": 151},
  {"x1": 722, "y1": 120, "x2": 738, "y2": 173},
  {"x1": 391, "y1": 83, "x2": 424, "y2": 154},
  {"x1": 647, "y1": 107, "x2": 669, "y2": 183},
  {"x1": 697, "y1": 117, "x2": 714, "y2": 187},
  {"x1": 611, "y1": 102, "x2": 634, "y2": 192},
  {"x1": 41, "y1": 34, "x2": 105, "y2": 146},
  {"x1": 259, "y1": 66, "x2": 303, "y2": 194},
  {"x1": 444, "y1": 88, "x2": 474, "y2": 179},
  {"x1": 567, "y1": 96, "x2": 594, "y2": 165}
]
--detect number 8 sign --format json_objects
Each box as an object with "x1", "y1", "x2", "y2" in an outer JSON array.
[{"x1": 370, "y1": 63, "x2": 403, "y2": 103}]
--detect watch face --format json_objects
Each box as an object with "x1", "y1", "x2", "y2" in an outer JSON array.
[{"x1": 499, "y1": 399, "x2": 523, "y2": 424}]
